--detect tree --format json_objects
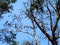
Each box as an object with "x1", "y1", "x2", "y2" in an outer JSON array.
[
  {"x1": 0, "y1": 0, "x2": 60, "y2": 45},
  {"x1": 22, "y1": 40, "x2": 33, "y2": 45},
  {"x1": 0, "y1": 0, "x2": 16, "y2": 17},
  {"x1": 22, "y1": 0, "x2": 60, "y2": 45},
  {"x1": 0, "y1": 0, "x2": 17, "y2": 45}
]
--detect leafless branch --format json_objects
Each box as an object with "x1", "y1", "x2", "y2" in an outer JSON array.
[
  {"x1": 49, "y1": 1, "x2": 57, "y2": 12},
  {"x1": 45, "y1": 4, "x2": 52, "y2": 31}
]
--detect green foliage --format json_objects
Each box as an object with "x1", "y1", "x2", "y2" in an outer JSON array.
[
  {"x1": 0, "y1": 2, "x2": 9, "y2": 11},
  {"x1": 4, "y1": 31, "x2": 16, "y2": 43},
  {"x1": 11, "y1": 0, "x2": 16, "y2": 3},
  {"x1": 30, "y1": 0, "x2": 44, "y2": 12},
  {"x1": 22, "y1": 40, "x2": 33, "y2": 45},
  {"x1": 0, "y1": 0, "x2": 16, "y2": 5},
  {"x1": 0, "y1": 0, "x2": 16, "y2": 14},
  {"x1": 10, "y1": 41, "x2": 18, "y2": 45}
]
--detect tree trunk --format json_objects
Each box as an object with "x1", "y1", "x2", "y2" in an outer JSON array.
[
  {"x1": 52, "y1": 40, "x2": 57, "y2": 45},
  {"x1": 52, "y1": 31, "x2": 58, "y2": 45}
]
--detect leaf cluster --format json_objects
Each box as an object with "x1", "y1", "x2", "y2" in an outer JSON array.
[{"x1": 30, "y1": 0, "x2": 44, "y2": 12}]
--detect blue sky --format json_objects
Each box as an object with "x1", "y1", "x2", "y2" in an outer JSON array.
[
  {"x1": 0, "y1": 0, "x2": 60, "y2": 45},
  {"x1": 0, "y1": 0, "x2": 51, "y2": 45},
  {"x1": 0, "y1": 0, "x2": 35, "y2": 45}
]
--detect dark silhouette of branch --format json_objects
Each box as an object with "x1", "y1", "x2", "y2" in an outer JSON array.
[
  {"x1": 49, "y1": 1, "x2": 57, "y2": 12},
  {"x1": 46, "y1": 4, "x2": 53, "y2": 31},
  {"x1": 34, "y1": 17, "x2": 52, "y2": 42}
]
